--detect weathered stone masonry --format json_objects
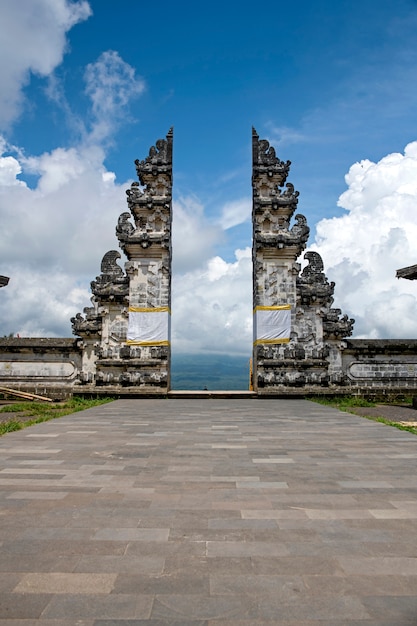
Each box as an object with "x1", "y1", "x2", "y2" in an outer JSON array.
[
  {"x1": 70, "y1": 129, "x2": 173, "y2": 394},
  {"x1": 252, "y1": 128, "x2": 355, "y2": 394},
  {"x1": 0, "y1": 128, "x2": 417, "y2": 398}
]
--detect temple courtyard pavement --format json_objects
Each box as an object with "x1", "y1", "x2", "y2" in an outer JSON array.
[{"x1": 0, "y1": 397, "x2": 416, "y2": 625}]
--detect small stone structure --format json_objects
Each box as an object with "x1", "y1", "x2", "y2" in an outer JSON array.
[
  {"x1": 396, "y1": 263, "x2": 417, "y2": 407},
  {"x1": 0, "y1": 129, "x2": 416, "y2": 399}
]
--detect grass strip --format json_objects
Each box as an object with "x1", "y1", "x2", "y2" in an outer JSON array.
[
  {"x1": 311, "y1": 395, "x2": 417, "y2": 436},
  {"x1": 353, "y1": 414, "x2": 417, "y2": 436},
  {"x1": 0, "y1": 396, "x2": 113, "y2": 436}
]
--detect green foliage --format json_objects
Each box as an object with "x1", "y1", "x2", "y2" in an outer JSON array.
[
  {"x1": 0, "y1": 420, "x2": 24, "y2": 435},
  {"x1": 0, "y1": 402, "x2": 49, "y2": 415},
  {"x1": 364, "y1": 415, "x2": 417, "y2": 436},
  {"x1": 311, "y1": 395, "x2": 376, "y2": 410},
  {"x1": 0, "y1": 396, "x2": 113, "y2": 437}
]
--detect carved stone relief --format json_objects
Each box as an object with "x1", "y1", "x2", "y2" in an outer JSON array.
[{"x1": 252, "y1": 128, "x2": 354, "y2": 392}]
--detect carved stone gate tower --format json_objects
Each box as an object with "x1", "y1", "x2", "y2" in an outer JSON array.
[
  {"x1": 72, "y1": 130, "x2": 173, "y2": 393},
  {"x1": 252, "y1": 128, "x2": 354, "y2": 393}
]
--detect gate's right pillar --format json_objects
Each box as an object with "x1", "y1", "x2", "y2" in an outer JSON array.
[{"x1": 251, "y1": 128, "x2": 354, "y2": 393}]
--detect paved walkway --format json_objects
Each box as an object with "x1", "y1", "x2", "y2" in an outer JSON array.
[{"x1": 0, "y1": 398, "x2": 416, "y2": 625}]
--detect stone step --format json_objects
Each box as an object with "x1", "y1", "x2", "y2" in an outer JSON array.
[{"x1": 168, "y1": 390, "x2": 257, "y2": 399}]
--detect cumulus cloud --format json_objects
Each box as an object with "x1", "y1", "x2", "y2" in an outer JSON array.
[
  {"x1": 172, "y1": 196, "x2": 221, "y2": 273},
  {"x1": 0, "y1": 0, "x2": 91, "y2": 129},
  {"x1": 0, "y1": 141, "x2": 126, "y2": 269},
  {"x1": 312, "y1": 141, "x2": 417, "y2": 338},
  {"x1": 172, "y1": 247, "x2": 252, "y2": 355},
  {"x1": 0, "y1": 138, "x2": 131, "y2": 336},
  {"x1": 2, "y1": 269, "x2": 91, "y2": 338}
]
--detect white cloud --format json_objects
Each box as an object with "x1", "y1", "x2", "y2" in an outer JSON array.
[
  {"x1": 312, "y1": 141, "x2": 417, "y2": 338},
  {"x1": 1, "y1": 268, "x2": 91, "y2": 337},
  {"x1": 217, "y1": 197, "x2": 251, "y2": 230},
  {"x1": 172, "y1": 196, "x2": 221, "y2": 273},
  {"x1": 265, "y1": 124, "x2": 309, "y2": 147},
  {"x1": 0, "y1": 138, "x2": 131, "y2": 336},
  {"x1": 0, "y1": 152, "x2": 25, "y2": 187},
  {"x1": 0, "y1": 141, "x2": 127, "y2": 272},
  {"x1": 84, "y1": 51, "x2": 146, "y2": 143},
  {"x1": 172, "y1": 247, "x2": 252, "y2": 355},
  {"x1": 0, "y1": 0, "x2": 91, "y2": 129}
]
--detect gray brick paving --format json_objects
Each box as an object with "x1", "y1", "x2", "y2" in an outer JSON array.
[{"x1": 0, "y1": 398, "x2": 416, "y2": 624}]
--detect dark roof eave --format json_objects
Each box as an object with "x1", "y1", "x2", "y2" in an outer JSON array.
[{"x1": 396, "y1": 264, "x2": 417, "y2": 280}]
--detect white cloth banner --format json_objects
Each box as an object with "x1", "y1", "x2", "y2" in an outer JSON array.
[
  {"x1": 127, "y1": 308, "x2": 171, "y2": 345},
  {"x1": 253, "y1": 305, "x2": 291, "y2": 345}
]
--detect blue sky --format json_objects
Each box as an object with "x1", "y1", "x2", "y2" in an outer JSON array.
[{"x1": 1, "y1": 0, "x2": 417, "y2": 352}]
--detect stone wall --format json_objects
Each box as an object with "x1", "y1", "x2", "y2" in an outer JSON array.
[
  {"x1": 341, "y1": 339, "x2": 417, "y2": 395},
  {"x1": 0, "y1": 338, "x2": 82, "y2": 399},
  {"x1": 1, "y1": 337, "x2": 416, "y2": 398}
]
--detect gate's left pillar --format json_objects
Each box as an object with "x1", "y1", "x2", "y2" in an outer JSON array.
[{"x1": 116, "y1": 129, "x2": 173, "y2": 391}]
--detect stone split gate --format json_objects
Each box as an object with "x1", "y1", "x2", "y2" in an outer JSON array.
[{"x1": 1, "y1": 129, "x2": 417, "y2": 398}]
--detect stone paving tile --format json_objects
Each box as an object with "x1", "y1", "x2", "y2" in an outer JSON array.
[
  {"x1": 0, "y1": 398, "x2": 417, "y2": 624},
  {"x1": 360, "y1": 595, "x2": 417, "y2": 621},
  {"x1": 113, "y1": 571, "x2": 209, "y2": 595},
  {"x1": 13, "y1": 573, "x2": 117, "y2": 594},
  {"x1": 0, "y1": 552, "x2": 71, "y2": 573},
  {"x1": 0, "y1": 621, "x2": 95, "y2": 626},
  {"x1": 41, "y1": 593, "x2": 153, "y2": 620},
  {"x1": 302, "y1": 574, "x2": 417, "y2": 596},
  {"x1": 93, "y1": 528, "x2": 169, "y2": 542},
  {"x1": 150, "y1": 594, "x2": 256, "y2": 621},
  {"x1": 125, "y1": 540, "x2": 207, "y2": 561},
  {"x1": 74, "y1": 555, "x2": 165, "y2": 575},
  {"x1": 0, "y1": 594, "x2": 52, "y2": 619},
  {"x1": 337, "y1": 556, "x2": 417, "y2": 575},
  {"x1": 95, "y1": 621, "x2": 206, "y2": 626},
  {"x1": 206, "y1": 621, "x2": 415, "y2": 626},
  {"x1": 0, "y1": 573, "x2": 22, "y2": 593},
  {"x1": 207, "y1": 540, "x2": 290, "y2": 557},
  {"x1": 208, "y1": 615, "x2": 416, "y2": 626}
]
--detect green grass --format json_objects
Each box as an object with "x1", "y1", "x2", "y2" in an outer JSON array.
[
  {"x1": 366, "y1": 415, "x2": 417, "y2": 435},
  {"x1": 0, "y1": 396, "x2": 113, "y2": 436},
  {"x1": 311, "y1": 395, "x2": 417, "y2": 436},
  {"x1": 311, "y1": 395, "x2": 376, "y2": 410}
]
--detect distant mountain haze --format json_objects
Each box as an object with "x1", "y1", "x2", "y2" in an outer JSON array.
[{"x1": 171, "y1": 353, "x2": 251, "y2": 390}]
